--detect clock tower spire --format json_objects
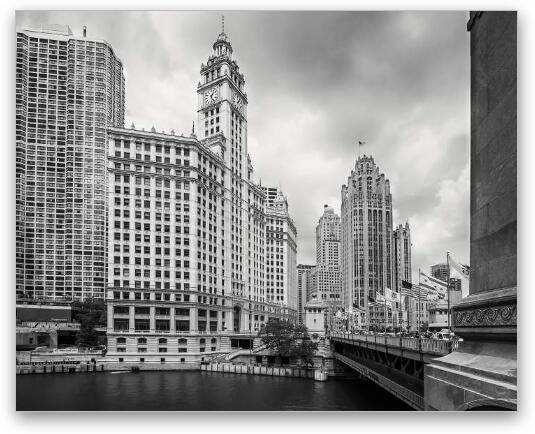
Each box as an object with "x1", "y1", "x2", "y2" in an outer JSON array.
[
  {"x1": 197, "y1": 21, "x2": 248, "y2": 170},
  {"x1": 196, "y1": 20, "x2": 251, "y2": 300}
]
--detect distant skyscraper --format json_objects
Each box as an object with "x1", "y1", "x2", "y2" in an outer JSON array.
[
  {"x1": 430, "y1": 263, "x2": 465, "y2": 293},
  {"x1": 393, "y1": 222, "x2": 412, "y2": 293},
  {"x1": 313, "y1": 205, "x2": 341, "y2": 302},
  {"x1": 263, "y1": 187, "x2": 298, "y2": 310},
  {"x1": 430, "y1": 263, "x2": 449, "y2": 282},
  {"x1": 297, "y1": 264, "x2": 315, "y2": 324},
  {"x1": 16, "y1": 25, "x2": 125, "y2": 301},
  {"x1": 394, "y1": 223, "x2": 411, "y2": 328},
  {"x1": 340, "y1": 155, "x2": 394, "y2": 328}
]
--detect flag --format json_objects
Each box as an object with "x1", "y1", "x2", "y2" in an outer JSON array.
[
  {"x1": 419, "y1": 271, "x2": 448, "y2": 299},
  {"x1": 375, "y1": 291, "x2": 385, "y2": 303},
  {"x1": 448, "y1": 253, "x2": 470, "y2": 280},
  {"x1": 401, "y1": 280, "x2": 421, "y2": 298}
]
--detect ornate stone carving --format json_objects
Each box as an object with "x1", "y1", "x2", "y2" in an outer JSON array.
[{"x1": 453, "y1": 303, "x2": 516, "y2": 327}]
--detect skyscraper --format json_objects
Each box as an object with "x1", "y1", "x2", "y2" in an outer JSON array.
[
  {"x1": 393, "y1": 223, "x2": 411, "y2": 293},
  {"x1": 16, "y1": 25, "x2": 125, "y2": 301},
  {"x1": 263, "y1": 187, "x2": 298, "y2": 310},
  {"x1": 105, "y1": 26, "x2": 298, "y2": 363},
  {"x1": 394, "y1": 223, "x2": 411, "y2": 329},
  {"x1": 340, "y1": 155, "x2": 394, "y2": 328},
  {"x1": 297, "y1": 264, "x2": 315, "y2": 324},
  {"x1": 430, "y1": 263, "x2": 449, "y2": 282},
  {"x1": 313, "y1": 205, "x2": 341, "y2": 302}
]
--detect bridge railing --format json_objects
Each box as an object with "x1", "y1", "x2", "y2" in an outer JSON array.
[{"x1": 330, "y1": 332, "x2": 454, "y2": 356}]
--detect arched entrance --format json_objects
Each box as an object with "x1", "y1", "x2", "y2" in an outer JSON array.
[{"x1": 233, "y1": 305, "x2": 241, "y2": 332}]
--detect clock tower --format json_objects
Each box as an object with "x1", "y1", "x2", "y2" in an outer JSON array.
[
  {"x1": 197, "y1": 28, "x2": 248, "y2": 175},
  {"x1": 197, "y1": 25, "x2": 251, "y2": 302}
]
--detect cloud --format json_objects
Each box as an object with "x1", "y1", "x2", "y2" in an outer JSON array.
[
  {"x1": 410, "y1": 162, "x2": 470, "y2": 279},
  {"x1": 15, "y1": 11, "x2": 471, "y2": 274}
]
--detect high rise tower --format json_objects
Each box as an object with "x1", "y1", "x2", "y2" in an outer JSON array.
[
  {"x1": 16, "y1": 25, "x2": 125, "y2": 301},
  {"x1": 340, "y1": 155, "x2": 394, "y2": 327},
  {"x1": 313, "y1": 205, "x2": 341, "y2": 302},
  {"x1": 196, "y1": 27, "x2": 252, "y2": 301},
  {"x1": 393, "y1": 222, "x2": 411, "y2": 293},
  {"x1": 263, "y1": 187, "x2": 298, "y2": 310}
]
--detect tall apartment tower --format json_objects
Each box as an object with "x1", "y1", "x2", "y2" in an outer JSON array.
[
  {"x1": 297, "y1": 264, "x2": 315, "y2": 324},
  {"x1": 393, "y1": 223, "x2": 411, "y2": 293},
  {"x1": 313, "y1": 205, "x2": 341, "y2": 302},
  {"x1": 431, "y1": 262, "x2": 465, "y2": 296},
  {"x1": 394, "y1": 222, "x2": 411, "y2": 329},
  {"x1": 16, "y1": 25, "x2": 125, "y2": 301},
  {"x1": 340, "y1": 155, "x2": 394, "y2": 327},
  {"x1": 430, "y1": 263, "x2": 449, "y2": 282},
  {"x1": 263, "y1": 187, "x2": 298, "y2": 311}
]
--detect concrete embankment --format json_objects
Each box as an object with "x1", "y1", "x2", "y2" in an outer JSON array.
[
  {"x1": 17, "y1": 362, "x2": 105, "y2": 375},
  {"x1": 201, "y1": 362, "x2": 328, "y2": 381}
]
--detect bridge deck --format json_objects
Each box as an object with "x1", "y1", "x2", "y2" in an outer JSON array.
[{"x1": 330, "y1": 333, "x2": 456, "y2": 357}]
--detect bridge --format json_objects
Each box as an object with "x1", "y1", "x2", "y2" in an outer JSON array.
[{"x1": 329, "y1": 332, "x2": 458, "y2": 410}]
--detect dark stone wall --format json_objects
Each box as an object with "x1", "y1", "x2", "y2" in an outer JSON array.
[{"x1": 469, "y1": 12, "x2": 517, "y2": 295}]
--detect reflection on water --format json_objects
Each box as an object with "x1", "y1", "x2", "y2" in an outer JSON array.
[{"x1": 17, "y1": 371, "x2": 412, "y2": 411}]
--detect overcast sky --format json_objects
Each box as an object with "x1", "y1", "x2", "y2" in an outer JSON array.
[{"x1": 16, "y1": 11, "x2": 470, "y2": 281}]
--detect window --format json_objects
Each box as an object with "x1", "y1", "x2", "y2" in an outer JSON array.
[
  {"x1": 114, "y1": 319, "x2": 129, "y2": 331},
  {"x1": 114, "y1": 306, "x2": 129, "y2": 315},
  {"x1": 118, "y1": 358, "x2": 124, "y2": 363},
  {"x1": 117, "y1": 337, "x2": 126, "y2": 345},
  {"x1": 135, "y1": 319, "x2": 150, "y2": 331},
  {"x1": 160, "y1": 358, "x2": 165, "y2": 363},
  {"x1": 158, "y1": 338, "x2": 167, "y2": 345},
  {"x1": 176, "y1": 320, "x2": 189, "y2": 331},
  {"x1": 138, "y1": 338, "x2": 147, "y2": 345}
]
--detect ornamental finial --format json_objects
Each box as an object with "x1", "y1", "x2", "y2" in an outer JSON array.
[{"x1": 222, "y1": 15, "x2": 224, "y2": 33}]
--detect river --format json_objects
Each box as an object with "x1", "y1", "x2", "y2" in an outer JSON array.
[{"x1": 17, "y1": 371, "x2": 412, "y2": 411}]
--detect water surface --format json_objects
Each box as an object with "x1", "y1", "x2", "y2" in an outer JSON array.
[{"x1": 17, "y1": 371, "x2": 412, "y2": 411}]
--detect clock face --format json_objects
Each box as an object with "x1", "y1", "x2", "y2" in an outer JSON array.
[{"x1": 204, "y1": 87, "x2": 219, "y2": 106}]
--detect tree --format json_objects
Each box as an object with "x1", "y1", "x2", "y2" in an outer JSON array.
[
  {"x1": 73, "y1": 298, "x2": 106, "y2": 347},
  {"x1": 259, "y1": 318, "x2": 318, "y2": 366}
]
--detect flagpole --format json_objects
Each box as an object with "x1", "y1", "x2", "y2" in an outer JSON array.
[
  {"x1": 407, "y1": 289, "x2": 411, "y2": 332},
  {"x1": 384, "y1": 292, "x2": 387, "y2": 332},
  {"x1": 418, "y1": 269, "x2": 421, "y2": 333},
  {"x1": 447, "y1": 252, "x2": 451, "y2": 334}
]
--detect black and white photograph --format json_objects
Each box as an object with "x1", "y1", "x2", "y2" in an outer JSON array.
[{"x1": 11, "y1": 7, "x2": 519, "y2": 415}]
